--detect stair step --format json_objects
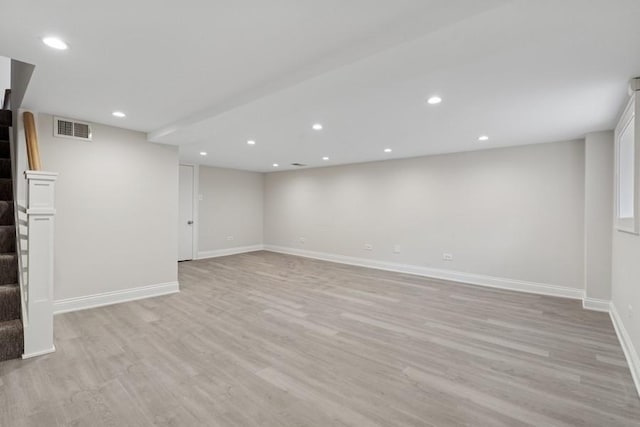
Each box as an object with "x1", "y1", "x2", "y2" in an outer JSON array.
[
  {"x1": 0, "y1": 111, "x2": 10, "y2": 128},
  {"x1": 0, "y1": 159, "x2": 10, "y2": 178},
  {"x1": 0, "y1": 201, "x2": 13, "y2": 226},
  {"x1": 0, "y1": 319, "x2": 23, "y2": 362},
  {"x1": 0, "y1": 226, "x2": 15, "y2": 253},
  {"x1": 0, "y1": 254, "x2": 17, "y2": 286},
  {"x1": 0, "y1": 284, "x2": 20, "y2": 322},
  {"x1": 0, "y1": 126, "x2": 8, "y2": 142},
  {"x1": 0, "y1": 142, "x2": 8, "y2": 159},
  {"x1": 0, "y1": 178, "x2": 12, "y2": 201}
]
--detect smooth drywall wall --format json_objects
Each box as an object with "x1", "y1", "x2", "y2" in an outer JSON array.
[
  {"x1": 612, "y1": 230, "x2": 640, "y2": 373},
  {"x1": 198, "y1": 165, "x2": 264, "y2": 255},
  {"x1": 37, "y1": 113, "x2": 179, "y2": 300},
  {"x1": 10, "y1": 59, "x2": 35, "y2": 112},
  {"x1": 265, "y1": 140, "x2": 585, "y2": 289},
  {"x1": 611, "y1": 92, "x2": 640, "y2": 394},
  {"x1": 0, "y1": 56, "x2": 9, "y2": 102},
  {"x1": 611, "y1": 101, "x2": 640, "y2": 387},
  {"x1": 584, "y1": 131, "x2": 613, "y2": 301}
]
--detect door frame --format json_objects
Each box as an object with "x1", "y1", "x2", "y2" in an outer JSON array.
[{"x1": 179, "y1": 163, "x2": 199, "y2": 261}]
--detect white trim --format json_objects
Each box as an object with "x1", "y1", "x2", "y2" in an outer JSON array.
[
  {"x1": 22, "y1": 345, "x2": 56, "y2": 359},
  {"x1": 197, "y1": 244, "x2": 264, "y2": 260},
  {"x1": 582, "y1": 297, "x2": 611, "y2": 312},
  {"x1": 263, "y1": 245, "x2": 583, "y2": 300},
  {"x1": 610, "y1": 302, "x2": 640, "y2": 398},
  {"x1": 53, "y1": 281, "x2": 180, "y2": 314},
  {"x1": 24, "y1": 171, "x2": 59, "y2": 180}
]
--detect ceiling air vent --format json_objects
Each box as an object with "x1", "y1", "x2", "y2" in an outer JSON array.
[
  {"x1": 291, "y1": 163, "x2": 307, "y2": 167},
  {"x1": 54, "y1": 116, "x2": 92, "y2": 141}
]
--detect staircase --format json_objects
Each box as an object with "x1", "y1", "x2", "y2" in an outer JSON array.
[{"x1": 0, "y1": 108, "x2": 23, "y2": 362}]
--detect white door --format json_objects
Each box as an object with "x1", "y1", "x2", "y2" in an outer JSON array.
[{"x1": 178, "y1": 164, "x2": 195, "y2": 261}]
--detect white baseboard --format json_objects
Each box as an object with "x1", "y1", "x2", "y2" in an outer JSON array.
[
  {"x1": 197, "y1": 244, "x2": 264, "y2": 260},
  {"x1": 263, "y1": 245, "x2": 583, "y2": 300},
  {"x1": 610, "y1": 302, "x2": 640, "y2": 398},
  {"x1": 22, "y1": 345, "x2": 56, "y2": 359},
  {"x1": 53, "y1": 281, "x2": 180, "y2": 314},
  {"x1": 582, "y1": 297, "x2": 611, "y2": 312}
]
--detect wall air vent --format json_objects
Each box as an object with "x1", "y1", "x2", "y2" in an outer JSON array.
[
  {"x1": 53, "y1": 116, "x2": 92, "y2": 141},
  {"x1": 291, "y1": 163, "x2": 307, "y2": 167}
]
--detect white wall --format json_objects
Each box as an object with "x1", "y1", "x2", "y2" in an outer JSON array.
[
  {"x1": 612, "y1": 227, "x2": 640, "y2": 382},
  {"x1": 265, "y1": 140, "x2": 586, "y2": 291},
  {"x1": 584, "y1": 131, "x2": 614, "y2": 302},
  {"x1": 197, "y1": 165, "x2": 264, "y2": 256},
  {"x1": 0, "y1": 56, "x2": 9, "y2": 102},
  {"x1": 610, "y1": 93, "x2": 640, "y2": 392},
  {"x1": 37, "y1": 113, "x2": 179, "y2": 301}
]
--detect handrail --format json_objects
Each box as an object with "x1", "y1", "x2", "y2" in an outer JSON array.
[
  {"x1": 2, "y1": 89, "x2": 10, "y2": 110},
  {"x1": 23, "y1": 112, "x2": 41, "y2": 171}
]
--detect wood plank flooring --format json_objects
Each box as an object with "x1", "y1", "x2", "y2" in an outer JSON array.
[{"x1": 1, "y1": 251, "x2": 639, "y2": 426}]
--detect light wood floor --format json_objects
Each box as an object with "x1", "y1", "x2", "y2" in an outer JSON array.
[{"x1": 1, "y1": 251, "x2": 639, "y2": 426}]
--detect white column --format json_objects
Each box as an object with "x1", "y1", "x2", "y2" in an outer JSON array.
[
  {"x1": 22, "y1": 170, "x2": 57, "y2": 358},
  {"x1": 583, "y1": 132, "x2": 614, "y2": 312}
]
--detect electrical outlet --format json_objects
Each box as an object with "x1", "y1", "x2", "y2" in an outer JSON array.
[
  {"x1": 226, "y1": 236, "x2": 234, "y2": 241},
  {"x1": 393, "y1": 245, "x2": 401, "y2": 254},
  {"x1": 629, "y1": 305, "x2": 634, "y2": 319},
  {"x1": 442, "y1": 253, "x2": 453, "y2": 261},
  {"x1": 364, "y1": 243, "x2": 373, "y2": 251},
  {"x1": 299, "y1": 237, "x2": 306, "y2": 244},
  {"x1": 198, "y1": 194, "x2": 203, "y2": 201}
]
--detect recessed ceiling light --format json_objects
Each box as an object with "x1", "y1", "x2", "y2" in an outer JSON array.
[
  {"x1": 273, "y1": 163, "x2": 279, "y2": 167},
  {"x1": 322, "y1": 156, "x2": 329, "y2": 161},
  {"x1": 247, "y1": 140, "x2": 256, "y2": 145},
  {"x1": 112, "y1": 111, "x2": 126, "y2": 118},
  {"x1": 200, "y1": 152, "x2": 207, "y2": 156},
  {"x1": 384, "y1": 148, "x2": 392, "y2": 153},
  {"x1": 312, "y1": 123, "x2": 323, "y2": 131},
  {"x1": 478, "y1": 135, "x2": 489, "y2": 141},
  {"x1": 427, "y1": 96, "x2": 442, "y2": 105},
  {"x1": 42, "y1": 37, "x2": 68, "y2": 50}
]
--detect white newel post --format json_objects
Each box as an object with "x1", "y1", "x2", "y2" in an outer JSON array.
[{"x1": 22, "y1": 171, "x2": 58, "y2": 358}]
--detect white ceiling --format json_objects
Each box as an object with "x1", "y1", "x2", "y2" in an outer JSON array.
[{"x1": 2, "y1": 1, "x2": 640, "y2": 172}]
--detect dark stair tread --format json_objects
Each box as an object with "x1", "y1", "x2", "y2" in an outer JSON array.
[
  {"x1": 0, "y1": 143, "x2": 9, "y2": 160},
  {"x1": 0, "y1": 319, "x2": 22, "y2": 333},
  {"x1": 0, "y1": 319, "x2": 23, "y2": 362},
  {"x1": 0, "y1": 178, "x2": 12, "y2": 202},
  {"x1": 0, "y1": 282, "x2": 18, "y2": 288},
  {"x1": 0, "y1": 201, "x2": 14, "y2": 226},
  {"x1": 0, "y1": 283, "x2": 19, "y2": 294},
  {"x1": 0, "y1": 225, "x2": 15, "y2": 253},
  {"x1": 0, "y1": 159, "x2": 10, "y2": 177},
  {"x1": 0, "y1": 283, "x2": 20, "y2": 322},
  {"x1": 0, "y1": 111, "x2": 11, "y2": 128},
  {"x1": 0, "y1": 253, "x2": 18, "y2": 286},
  {"x1": 0, "y1": 319, "x2": 22, "y2": 332}
]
